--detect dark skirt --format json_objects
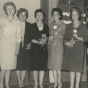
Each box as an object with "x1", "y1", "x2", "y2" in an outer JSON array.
[
  {"x1": 62, "y1": 41, "x2": 85, "y2": 72},
  {"x1": 30, "y1": 43, "x2": 48, "y2": 71},
  {"x1": 16, "y1": 44, "x2": 30, "y2": 70}
]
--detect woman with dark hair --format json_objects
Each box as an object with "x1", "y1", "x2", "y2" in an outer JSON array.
[
  {"x1": 29, "y1": 9, "x2": 49, "y2": 88},
  {"x1": 16, "y1": 8, "x2": 31, "y2": 88},
  {"x1": 63, "y1": 7, "x2": 88, "y2": 88},
  {"x1": 0, "y1": 2, "x2": 21, "y2": 88},
  {"x1": 47, "y1": 8, "x2": 66, "y2": 88}
]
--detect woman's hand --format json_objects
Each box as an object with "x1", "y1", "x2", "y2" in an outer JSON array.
[
  {"x1": 49, "y1": 36, "x2": 53, "y2": 41},
  {"x1": 39, "y1": 39, "x2": 46, "y2": 45},
  {"x1": 65, "y1": 41, "x2": 75, "y2": 48},
  {"x1": 73, "y1": 34, "x2": 83, "y2": 41},
  {"x1": 15, "y1": 48, "x2": 19, "y2": 56},
  {"x1": 73, "y1": 34, "x2": 78, "y2": 39},
  {"x1": 25, "y1": 43, "x2": 31, "y2": 49}
]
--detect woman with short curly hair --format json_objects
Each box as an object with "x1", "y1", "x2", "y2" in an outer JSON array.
[{"x1": 0, "y1": 2, "x2": 21, "y2": 88}]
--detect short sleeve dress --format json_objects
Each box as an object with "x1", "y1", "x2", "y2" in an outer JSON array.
[
  {"x1": 29, "y1": 23, "x2": 49, "y2": 71},
  {"x1": 62, "y1": 22, "x2": 88, "y2": 72},
  {"x1": 47, "y1": 21, "x2": 66, "y2": 70},
  {"x1": 0, "y1": 17, "x2": 21, "y2": 70}
]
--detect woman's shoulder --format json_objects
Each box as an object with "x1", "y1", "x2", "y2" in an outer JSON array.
[
  {"x1": 14, "y1": 18, "x2": 21, "y2": 26},
  {"x1": 26, "y1": 21, "x2": 31, "y2": 26},
  {"x1": 0, "y1": 16, "x2": 7, "y2": 22},
  {"x1": 81, "y1": 22, "x2": 87, "y2": 27},
  {"x1": 61, "y1": 21, "x2": 66, "y2": 30},
  {"x1": 80, "y1": 22, "x2": 88, "y2": 30},
  {"x1": 49, "y1": 21, "x2": 54, "y2": 26},
  {"x1": 65, "y1": 23, "x2": 73, "y2": 28}
]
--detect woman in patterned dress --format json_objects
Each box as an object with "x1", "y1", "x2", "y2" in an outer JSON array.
[
  {"x1": 47, "y1": 8, "x2": 66, "y2": 88},
  {"x1": 0, "y1": 2, "x2": 21, "y2": 88}
]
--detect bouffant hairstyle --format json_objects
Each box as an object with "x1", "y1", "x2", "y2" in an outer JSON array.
[
  {"x1": 3, "y1": 1, "x2": 16, "y2": 15},
  {"x1": 34, "y1": 9, "x2": 45, "y2": 19},
  {"x1": 51, "y1": 8, "x2": 63, "y2": 20},
  {"x1": 70, "y1": 7, "x2": 82, "y2": 20},
  {"x1": 17, "y1": 8, "x2": 28, "y2": 19}
]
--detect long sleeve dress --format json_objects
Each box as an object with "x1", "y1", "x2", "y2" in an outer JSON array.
[
  {"x1": 0, "y1": 17, "x2": 21, "y2": 70},
  {"x1": 47, "y1": 21, "x2": 66, "y2": 70},
  {"x1": 29, "y1": 23, "x2": 49, "y2": 71},
  {"x1": 62, "y1": 22, "x2": 88, "y2": 72}
]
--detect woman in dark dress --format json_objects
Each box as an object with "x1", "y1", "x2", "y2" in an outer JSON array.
[
  {"x1": 63, "y1": 7, "x2": 88, "y2": 88},
  {"x1": 16, "y1": 8, "x2": 31, "y2": 88},
  {"x1": 29, "y1": 9, "x2": 49, "y2": 88}
]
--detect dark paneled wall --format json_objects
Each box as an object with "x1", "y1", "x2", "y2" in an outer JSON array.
[{"x1": 40, "y1": 0, "x2": 49, "y2": 24}]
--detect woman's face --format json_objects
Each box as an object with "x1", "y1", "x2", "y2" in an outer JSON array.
[
  {"x1": 36, "y1": 12, "x2": 44, "y2": 21},
  {"x1": 6, "y1": 5, "x2": 15, "y2": 16},
  {"x1": 72, "y1": 10, "x2": 79, "y2": 21},
  {"x1": 18, "y1": 12, "x2": 27, "y2": 22},
  {"x1": 53, "y1": 11, "x2": 60, "y2": 21}
]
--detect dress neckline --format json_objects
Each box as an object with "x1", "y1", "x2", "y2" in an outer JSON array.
[
  {"x1": 35, "y1": 22, "x2": 44, "y2": 32},
  {"x1": 72, "y1": 22, "x2": 82, "y2": 29}
]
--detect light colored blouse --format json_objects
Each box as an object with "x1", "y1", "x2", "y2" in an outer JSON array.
[{"x1": 20, "y1": 22, "x2": 25, "y2": 47}]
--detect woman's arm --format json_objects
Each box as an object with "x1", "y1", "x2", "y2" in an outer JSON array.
[
  {"x1": 15, "y1": 24, "x2": 22, "y2": 56},
  {"x1": 32, "y1": 39, "x2": 46, "y2": 45}
]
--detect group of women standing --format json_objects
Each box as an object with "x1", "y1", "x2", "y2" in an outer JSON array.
[{"x1": 0, "y1": 1, "x2": 88, "y2": 88}]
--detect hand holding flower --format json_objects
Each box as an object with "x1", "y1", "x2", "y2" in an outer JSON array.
[
  {"x1": 49, "y1": 36, "x2": 53, "y2": 41},
  {"x1": 39, "y1": 34, "x2": 47, "y2": 46},
  {"x1": 39, "y1": 39, "x2": 46, "y2": 45},
  {"x1": 65, "y1": 41, "x2": 75, "y2": 48}
]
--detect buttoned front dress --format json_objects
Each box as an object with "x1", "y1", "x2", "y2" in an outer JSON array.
[{"x1": 0, "y1": 17, "x2": 21, "y2": 70}]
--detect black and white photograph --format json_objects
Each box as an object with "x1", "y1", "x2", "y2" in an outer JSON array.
[{"x1": 0, "y1": 0, "x2": 88, "y2": 88}]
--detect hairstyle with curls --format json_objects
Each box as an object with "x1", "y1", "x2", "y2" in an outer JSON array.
[
  {"x1": 34, "y1": 9, "x2": 45, "y2": 19},
  {"x1": 70, "y1": 7, "x2": 82, "y2": 20},
  {"x1": 51, "y1": 8, "x2": 63, "y2": 20},
  {"x1": 3, "y1": 1, "x2": 16, "y2": 15},
  {"x1": 17, "y1": 8, "x2": 28, "y2": 19}
]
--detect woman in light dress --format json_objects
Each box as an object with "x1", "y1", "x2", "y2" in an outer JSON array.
[
  {"x1": 47, "y1": 8, "x2": 66, "y2": 88},
  {"x1": 0, "y1": 2, "x2": 21, "y2": 88}
]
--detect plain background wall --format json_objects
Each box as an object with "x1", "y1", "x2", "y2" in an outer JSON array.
[{"x1": 0, "y1": 0, "x2": 40, "y2": 23}]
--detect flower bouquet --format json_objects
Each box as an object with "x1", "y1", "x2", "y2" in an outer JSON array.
[
  {"x1": 70, "y1": 29, "x2": 78, "y2": 46},
  {"x1": 39, "y1": 34, "x2": 47, "y2": 50}
]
